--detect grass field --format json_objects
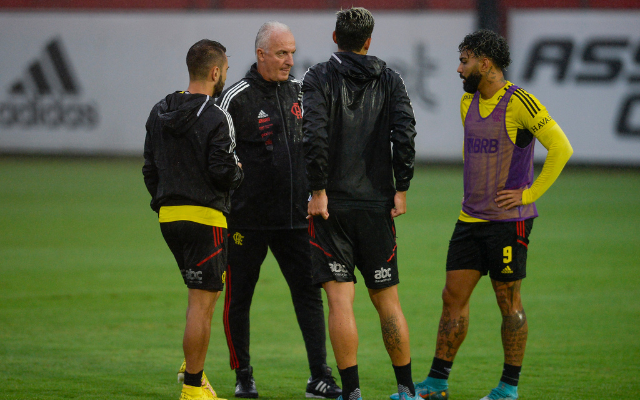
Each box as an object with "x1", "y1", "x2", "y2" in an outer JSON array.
[{"x1": 1, "y1": 157, "x2": 639, "y2": 400}]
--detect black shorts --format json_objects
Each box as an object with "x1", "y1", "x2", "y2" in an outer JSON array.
[
  {"x1": 160, "y1": 221, "x2": 227, "y2": 291},
  {"x1": 446, "y1": 218, "x2": 534, "y2": 282},
  {"x1": 308, "y1": 208, "x2": 399, "y2": 289}
]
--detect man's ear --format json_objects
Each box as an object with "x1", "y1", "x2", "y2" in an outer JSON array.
[
  {"x1": 480, "y1": 57, "x2": 492, "y2": 73},
  {"x1": 332, "y1": 31, "x2": 337, "y2": 44},
  {"x1": 256, "y1": 48, "x2": 265, "y2": 62},
  {"x1": 363, "y1": 37, "x2": 371, "y2": 51},
  {"x1": 211, "y1": 65, "x2": 220, "y2": 83}
]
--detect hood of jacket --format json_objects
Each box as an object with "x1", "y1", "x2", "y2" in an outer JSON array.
[
  {"x1": 157, "y1": 92, "x2": 212, "y2": 137},
  {"x1": 329, "y1": 52, "x2": 385, "y2": 81}
]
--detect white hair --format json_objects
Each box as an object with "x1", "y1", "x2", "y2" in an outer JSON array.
[{"x1": 255, "y1": 21, "x2": 291, "y2": 53}]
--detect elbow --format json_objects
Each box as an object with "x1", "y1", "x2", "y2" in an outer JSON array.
[{"x1": 560, "y1": 142, "x2": 574, "y2": 166}]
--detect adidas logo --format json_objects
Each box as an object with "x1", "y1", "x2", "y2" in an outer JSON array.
[
  {"x1": 501, "y1": 265, "x2": 514, "y2": 274},
  {"x1": 0, "y1": 37, "x2": 98, "y2": 129},
  {"x1": 258, "y1": 110, "x2": 268, "y2": 118}
]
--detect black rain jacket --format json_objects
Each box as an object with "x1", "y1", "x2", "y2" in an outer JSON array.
[
  {"x1": 302, "y1": 52, "x2": 417, "y2": 209},
  {"x1": 216, "y1": 64, "x2": 308, "y2": 229},
  {"x1": 143, "y1": 91, "x2": 244, "y2": 214}
]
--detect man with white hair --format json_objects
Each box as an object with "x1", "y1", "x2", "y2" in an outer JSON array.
[{"x1": 215, "y1": 22, "x2": 341, "y2": 399}]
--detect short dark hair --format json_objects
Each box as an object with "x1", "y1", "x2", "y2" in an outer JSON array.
[
  {"x1": 458, "y1": 29, "x2": 511, "y2": 71},
  {"x1": 186, "y1": 39, "x2": 227, "y2": 80},
  {"x1": 335, "y1": 7, "x2": 374, "y2": 53}
]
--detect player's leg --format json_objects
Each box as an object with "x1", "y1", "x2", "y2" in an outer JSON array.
[
  {"x1": 223, "y1": 229, "x2": 268, "y2": 398},
  {"x1": 309, "y1": 211, "x2": 360, "y2": 400},
  {"x1": 355, "y1": 209, "x2": 417, "y2": 400},
  {"x1": 269, "y1": 229, "x2": 341, "y2": 399},
  {"x1": 435, "y1": 269, "x2": 482, "y2": 362},
  {"x1": 480, "y1": 278, "x2": 526, "y2": 400},
  {"x1": 368, "y1": 285, "x2": 410, "y2": 365},
  {"x1": 323, "y1": 281, "x2": 358, "y2": 369},
  {"x1": 481, "y1": 219, "x2": 533, "y2": 400},
  {"x1": 162, "y1": 221, "x2": 227, "y2": 399},
  {"x1": 184, "y1": 288, "x2": 221, "y2": 375},
  {"x1": 369, "y1": 285, "x2": 420, "y2": 400},
  {"x1": 323, "y1": 280, "x2": 361, "y2": 400},
  {"x1": 492, "y1": 278, "x2": 527, "y2": 366}
]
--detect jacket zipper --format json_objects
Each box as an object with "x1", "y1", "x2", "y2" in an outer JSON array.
[{"x1": 276, "y1": 82, "x2": 294, "y2": 229}]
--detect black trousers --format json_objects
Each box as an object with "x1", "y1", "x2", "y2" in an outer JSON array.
[{"x1": 223, "y1": 228, "x2": 327, "y2": 376}]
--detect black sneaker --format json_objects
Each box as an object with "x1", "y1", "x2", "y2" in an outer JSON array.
[
  {"x1": 305, "y1": 364, "x2": 342, "y2": 399},
  {"x1": 235, "y1": 366, "x2": 258, "y2": 398}
]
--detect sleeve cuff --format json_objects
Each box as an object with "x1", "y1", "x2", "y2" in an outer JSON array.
[
  {"x1": 309, "y1": 180, "x2": 327, "y2": 192},
  {"x1": 396, "y1": 180, "x2": 410, "y2": 192}
]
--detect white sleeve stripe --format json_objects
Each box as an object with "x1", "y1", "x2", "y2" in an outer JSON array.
[
  {"x1": 219, "y1": 81, "x2": 249, "y2": 111},
  {"x1": 196, "y1": 95, "x2": 210, "y2": 117},
  {"x1": 215, "y1": 104, "x2": 237, "y2": 155}
]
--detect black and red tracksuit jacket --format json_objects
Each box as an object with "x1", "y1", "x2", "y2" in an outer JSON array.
[{"x1": 216, "y1": 64, "x2": 308, "y2": 229}]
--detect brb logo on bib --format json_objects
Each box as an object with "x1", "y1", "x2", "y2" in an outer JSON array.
[{"x1": 466, "y1": 137, "x2": 498, "y2": 154}]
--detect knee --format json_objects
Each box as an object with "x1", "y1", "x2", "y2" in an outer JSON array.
[
  {"x1": 494, "y1": 287, "x2": 523, "y2": 315},
  {"x1": 368, "y1": 286, "x2": 400, "y2": 313},
  {"x1": 441, "y1": 285, "x2": 467, "y2": 310}
]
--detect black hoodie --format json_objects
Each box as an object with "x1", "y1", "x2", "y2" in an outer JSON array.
[
  {"x1": 143, "y1": 91, "x2": 244, "y2": 214},
  {"x1": 302, "y1": 52, "x2": 417, "y2": 209}
]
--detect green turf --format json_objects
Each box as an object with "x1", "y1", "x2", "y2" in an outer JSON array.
[{"x1": 1, "y1": 158, "x2": 639, "y2": 399}]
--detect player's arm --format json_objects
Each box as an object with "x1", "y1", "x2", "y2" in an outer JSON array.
[
  {"x1": 302, "y1": 68, "x2": 330, "y2": 219},
  {"x1": 496, "y1": 93, "x2": 573, "y2": 209},
  {"x1": 208, "y1": 108, "x2": 244, "y2": 191},
  {"x1": 388, "y1": 71, "x2": 417, "y2": 217},
  {"x1": 389, "y1": 71, "x2": 417, "y2": 192},
  {"x1": 521, "y1": 123, "x2": 573, "y2": 204},
  {"x1": 142, "y1": 112, "x2": 159, "y2": 211}
]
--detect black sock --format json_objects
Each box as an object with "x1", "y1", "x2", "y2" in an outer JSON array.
[
  {"x1": 338, "y1": 365, "x2": 360, "y2": 400},
  {"x1": 427, "y1": 357, "x2": 453, "y2": 380},
  {"x1": 500, "y1": 363, "x2": 521, "y2": 387},
  {"x1": 184, "y1": 370, "x2": 203, "y2": 387},
  {"x1": 393, "y1": 361, "x2": 415, "y2": 397}
]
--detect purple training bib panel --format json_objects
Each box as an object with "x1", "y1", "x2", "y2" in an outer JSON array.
[{"x1": 461, "y1": 85, "x2": 538, "y2": 222}]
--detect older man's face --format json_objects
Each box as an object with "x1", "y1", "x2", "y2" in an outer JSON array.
[{"x1": 257, "y1": 29, "x2": 296, "y2": 82}]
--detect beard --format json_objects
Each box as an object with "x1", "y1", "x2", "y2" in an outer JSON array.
[
  {"x1": 213, "y1": 78, "x2": 225, "y2": 97},
  {"x1": 462, "y1": 70, "x2": 482, "y2": 93}
]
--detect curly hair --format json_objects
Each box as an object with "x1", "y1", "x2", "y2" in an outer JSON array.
[{"x1": 458, "y1": 29, "x2": 511, "y2": 71}]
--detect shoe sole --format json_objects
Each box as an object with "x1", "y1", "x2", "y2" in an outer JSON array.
[
  {"x1": 235, "y1": 393, "x2": 258, "y2": 398},
  {"x1": 305, "y1": 394, "x2": 341, "y2": 399}
]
